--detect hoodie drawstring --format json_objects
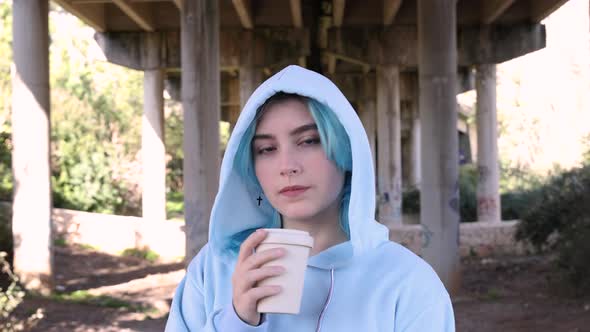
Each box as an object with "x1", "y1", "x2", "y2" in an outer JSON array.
[{"x1": 315, "y1": 268, "x2": 334, "y2": 332}]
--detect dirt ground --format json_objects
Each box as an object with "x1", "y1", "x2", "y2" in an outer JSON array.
[{"x1": 6, "y1": 244, "x2": 590, "y2": 332}]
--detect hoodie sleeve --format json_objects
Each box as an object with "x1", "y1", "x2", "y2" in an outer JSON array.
[
  {"x1": 397, "y1": 293, "x2": 455, "y2": 332},
  {"x1": 164, "y1": 246, "x2": 270, "y2": 332},
  {"x1": 393, "y1": 257, "x2": 456, "y2": 332}
]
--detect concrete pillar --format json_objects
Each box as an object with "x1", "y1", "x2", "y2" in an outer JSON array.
[
  {"x1": 475, "y1": 64, "x2": 501, "y2": 222},
  {"x1": 239, "y1": 31, "x2": 256, "y2": 110},
  {"x1": 11, "y1": 0, "x2": 53, "y2": 294},
  {"x1": 407, "y1": 77, "x2": 421, "y2": 189},
  {"x1": 235, "y1": 32, "x2": 262, "y2": 132},
  {"x1": 141, "y1": 69, "x2": 166, "y2": 226},
  {"x1": 360, "y1": 75, "x2": 377, "y2": 173},
  {"x1": 418, "y1": 0, "x2": 461, "y2": 293},
  {"x1": 376, "y1": 65, "x2": 402, "y2": 225},
  {"x1": 181, "y1": 0, "x2": 220, "y2": 261}
]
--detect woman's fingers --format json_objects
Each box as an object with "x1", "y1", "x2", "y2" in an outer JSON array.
[
  {"x1": 237, "y1": 229, "x2": 267, "y2": 263},
  {"x1": 232, "y1": 228, "x2": 286, "y2": 325},
  {"x1": 243, "y1": 266, "x2": 285, "y2": 288},
  {"x1": 243, "y1": 285, "x2": 282, "y2": 303},
  {"x1": 243, "y1": 247, "x2": 286, "y2": 272}
]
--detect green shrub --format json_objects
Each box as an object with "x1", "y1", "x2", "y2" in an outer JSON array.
[
  {"x1": 500, "y1": 189, "x2": 542, "y2": 221},
  {"x1": 516, "y1": 163, "x2": 590, "y2": 292},
  {"x1": 120, "y1": 248, "x2": 159, "y2": 263},
  {"x1": 0, "y1": 209, "x2": 11, "y2": 259},
  {"x1": 0, "y1": 124, "x2": 12, "y2": 203},
  {"x1": 401, "y1": 187, "x2": 420, "y2": 215},
  {"x1": 0, "y1": 251, "x2": 44, "y2": 331},
  {"x1": 167, "y1": 191, "x2": 184, "y2": 219},
  {"x1": 458, "y1": 164, "x2": 478, "y2": 222},
  {"x1": 401, "y1": 165, "x2": 489, "y2": 222},
  {"x1": 401, "y1": 165, "x2": 480, "y2": 222},
  {"x1": 402, "y1": 164, "x2": 546, "y2": 222}
]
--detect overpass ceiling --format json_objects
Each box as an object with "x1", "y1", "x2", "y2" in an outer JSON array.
[{"x1": 52, "y1": 0, "x2": 569, "y2": 33}]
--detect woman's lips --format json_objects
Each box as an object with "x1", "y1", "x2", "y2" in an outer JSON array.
[{"x1": 279, "y1": 186, "x2": 309, "y2": 197}]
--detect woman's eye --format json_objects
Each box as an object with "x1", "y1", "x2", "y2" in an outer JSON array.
[
  {"x1": 300, "y1": 137, "x2": 321, "y2": 146},
  {"x1": 256, "y1": 146, "x2": 276, "y2": 155}
]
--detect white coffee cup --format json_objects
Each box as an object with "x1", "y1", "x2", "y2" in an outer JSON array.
[{"x1": 255, "y1": 228, "x2": 314, "y2": 314}]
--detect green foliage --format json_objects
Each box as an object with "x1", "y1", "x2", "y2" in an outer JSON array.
[
  {"x1": 516, "y1": 162, "x2": 590, "y2": 292},
  {"x1": 0, "y1": 209, "x2": 11, "y2": 257},
  {"x1": 46, "y1": 10, "x2": 143, "y2": 215},
  {"x1": 164, "y1": 100, "x2": 184, "y2": 195},
  {"x1": 401, "y1": 165, "x2": 492, "y2": 222},
  {"x1": 0, "y1": 251, "x2": 44, "y2": 331},
  {"x1": 401, "y1": 187, "x2": 420, "y2": 215},
  {"x1": 51, "y1": 290, "x2": 134, "y2": 309},
  {"x1": 0, "y1": 124, "x2": 12, "y2": 202},
  {"x1": 166, "y1": 191, "x2": 184, "y2": 219},
  {"x1": 0, "y1": 1, "x2": 13, "y2": 204},
  {"x1": 53, "y1": 237, "x2": 67, "y2": 248},
  {"x1": 402, "y1": 164, "x2": 546, "y2": 222},
  {"x1": 120, "y1": 248, "x2": 159, "y2": 263},
  {"x1": 458, "y1": 164, "x2": 478, "y2": 222}
]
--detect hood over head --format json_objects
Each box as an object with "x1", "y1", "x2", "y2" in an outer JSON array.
[{"x1": 208, "y1": 65, "x2": 389, "y2": 268}]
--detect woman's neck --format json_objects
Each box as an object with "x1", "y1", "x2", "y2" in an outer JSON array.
[{"x1": 281, "y1": 204, "x2": 349, "y2": 256}]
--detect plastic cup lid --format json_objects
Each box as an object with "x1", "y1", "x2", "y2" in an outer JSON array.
[{"x1": 260, "y1": 228, "x2": 314, "y2": 248}]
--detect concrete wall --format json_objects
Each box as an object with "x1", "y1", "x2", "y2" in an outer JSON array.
[
  {"x1": 0, "y1": 203, "x2": 529, "y2": 260},
  {"x1": 390, "y1": 220, "x2": 531, "y2": 257}
]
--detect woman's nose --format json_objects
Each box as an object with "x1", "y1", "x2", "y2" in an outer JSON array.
[
  {"x1": 278, "y1": 151, "x2": 302, "y2": 176},
  {"x1": 280, "y1": 167, "x2": 299, "y2": 176}
]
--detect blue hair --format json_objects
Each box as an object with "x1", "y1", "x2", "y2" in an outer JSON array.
[{"x1": 232, "y1": 93, "x2": 352, "y2": 251}]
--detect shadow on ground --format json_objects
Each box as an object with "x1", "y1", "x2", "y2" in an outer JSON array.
[{"x1": 54, "y1": 245, "x2": 184, "y2": 292}]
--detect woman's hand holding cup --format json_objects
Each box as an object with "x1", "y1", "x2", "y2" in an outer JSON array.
[{"x1": 232, "y1": 229, "x2": 285, "y2": 326}]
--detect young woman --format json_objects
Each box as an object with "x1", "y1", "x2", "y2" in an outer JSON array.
[{"x1": 165, "y1": 65, "x2": 455, "y2": 331}]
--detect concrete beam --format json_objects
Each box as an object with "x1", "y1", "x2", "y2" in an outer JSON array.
[
  {"x1": 112, "y1": 0, "x2": 155, "y2": 32},
  {"x1": 172, "y1": 0, "x2": 183, "y2": 11},
  {"x1": 481, "y1": 0, "x2": 516, "y2": 24},
  {"x1": 290, "y1": 0, "x2": 303, "y2": 28},
  {"x1": 326, "y1": 0, "x2": 341, "y2": 77},
  {"x1": 52, "y1": 0, "x2": 106, "y2": 32},
  {"x1": 333, "y1": 0, "x2": 345, "y2": 27},
  {"x1": 458, "y1": 23, "x2": 546, "y2": 65},
  {"x1": 531, "y1": 0, "x2": 569, "y2": 22},
  {"x1": 327, "y1": 56, "x2": 337, "y2": 74},
  {"x1": 328, "y1": 23, "x2": 546, "y2": 67},
  {"x1": 95, "y1": 28, "x2": 309, "y2": 71},
  {"x1": 232, "y1": 0, "x2": 254, "y2": 29},
  {"x1": 383, "y1": 0, "x2": 402, "y2": 26}
]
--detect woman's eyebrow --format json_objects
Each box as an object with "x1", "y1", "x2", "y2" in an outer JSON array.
[
  {"x1": 289, "y1": 123, "x2": 317, "y2": 136},
  {"x1": 252, "y1": 133, "x2": 274, "y2": 141},
  {"x1": 252, "y1": 123, "x2": 317, "y2": 141}
]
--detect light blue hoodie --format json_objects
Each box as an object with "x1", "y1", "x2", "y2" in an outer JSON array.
[{"x1": 165, "y1": 65, "x2": 455, "y2": 332}]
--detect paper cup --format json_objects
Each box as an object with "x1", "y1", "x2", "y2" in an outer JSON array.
[{"x1": 255, "y1": 228, "x2": 314, "y2": 314}]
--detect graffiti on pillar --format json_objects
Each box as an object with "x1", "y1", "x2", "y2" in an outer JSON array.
[
  {"x1": 421, "y1": 224, "x2": 434, "y2": 249},
  {"x1": 478, "y1": 197, "x2": 498, "y2": 219},
  {"x1": 478, "y1": 166, "x2": 490, "y2": 183}
]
